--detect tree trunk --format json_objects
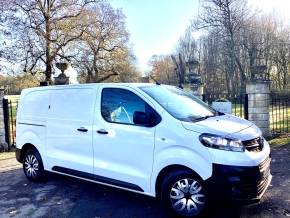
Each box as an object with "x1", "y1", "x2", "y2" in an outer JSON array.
[
  {"x1": 45, "y1": 0, "x2": 52, "y2": 82},
  {"x1": 45, "y1": 64, "x2": 52, "y2": 82},
  {"x1": 97, "y1": 72, "x2": 118, "y2": 82},
  {"x1": 85, "y1": 67, "x2": 94, "y2": 83},
  {"x1": 230, "y1": 36, "x2": 246, "y2": 91},
  {"x1": 225, "y1": 69, "x2": 231, "y2": 94}
]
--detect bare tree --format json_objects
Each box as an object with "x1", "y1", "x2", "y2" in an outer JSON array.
[
  {"x1": 1, "y1": 0, "x2": 96, "y2": 81},
  {"x1": 272, "y1": 29, "x2": 290, "y2": 91},
  {"x1": 149, "y1": 55, "x2": 177, "y2": 85},
  {"x1": 173, "y1": 27, "x2": 200, "y2": 87},
  {"x1": 69, "y1": 2, "x2": 133, "y2": 83},
  {"x1": 198, "y1": 33, "x2": 230, "y2": 94},
  {"x1": 177, "y1": 27, "x2": 198, "y2": 64},
  {"x1": 193, "y1": 0, "x2": 252, "y2": 91}
]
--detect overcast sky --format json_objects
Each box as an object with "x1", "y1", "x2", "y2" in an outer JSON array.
[{"x1": 110, "y1": 0, "x2": 290, "y2": 73}]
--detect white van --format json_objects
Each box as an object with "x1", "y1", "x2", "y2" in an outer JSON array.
[{"x1": 16, "y1": 83, "x2": 271, "y2": 217}]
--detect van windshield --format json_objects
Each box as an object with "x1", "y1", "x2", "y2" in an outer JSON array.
[{"x1": 140, "y1": 85, "x2": 216, "y2": 122}]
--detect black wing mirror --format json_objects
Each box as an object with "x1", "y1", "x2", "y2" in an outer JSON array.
[
  {"x1": 133, "y1": 111, "x2": 149, "y2": 126},
  {"x1": 133, "y1": 110, "x2": 161, "y2": 127}
]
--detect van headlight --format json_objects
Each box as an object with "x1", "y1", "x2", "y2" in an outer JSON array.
[{"x1": 199, "y1": 134, "x2": 245, "y2": 152}]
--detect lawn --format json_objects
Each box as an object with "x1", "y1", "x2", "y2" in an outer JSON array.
[
  {"x1": 270, "y1": 107, "x2": 290, "y2": 133},
  {"x1": 231, "y1": 104, "x2": 244, "y2": 117},
  {"x1": 4, "y1": 95, "x2": 19, "y2": 102},
  {"x1": 268, "y1": 136, "x2": 290, "y2": 148},
  {"x1": 4, "y1": 95, "x2": 19, "y2": 145},
  {"x1": 4, "y1": 95, "x2": 19, "y2": 118},
  {"x1": 0, "y1": 151, "x2": 15, "y2": 160}
]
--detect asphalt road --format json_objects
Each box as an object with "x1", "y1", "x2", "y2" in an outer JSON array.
[{"x1": 0, "y1": 145, "x2": 289, "y2": 218}]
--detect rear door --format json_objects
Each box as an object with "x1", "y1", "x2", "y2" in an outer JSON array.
[
  {"x1": 46, "y1": 88, "x2": 96, "y2": 174},
  {"x1": 93, "y1": 86, "x2": 160, "y2": 192}
]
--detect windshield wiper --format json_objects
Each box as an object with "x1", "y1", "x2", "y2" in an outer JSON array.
[
  {"x1": 215, "y1": 111, "x2": 225, "y2": 116},
  {"x1": 193, "y1": 115, "x2": 215, "y2": 122}
]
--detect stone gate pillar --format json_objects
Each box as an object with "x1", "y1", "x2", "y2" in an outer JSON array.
[
  {"x1": 184, "y1": 84, "x2": 204, "y2": 99},
  {"x1": 246, "y1": 82, "x2": 271, "y2": 137},
  {"x1": 0, "y1": 89, "x2": 8, "y2": 151}
]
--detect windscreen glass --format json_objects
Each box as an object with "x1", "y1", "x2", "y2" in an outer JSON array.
[{"x1": 140, "y1": 85, "x2": 215, "y2": 122}]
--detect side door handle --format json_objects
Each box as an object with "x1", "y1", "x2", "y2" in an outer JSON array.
[
  {"x1": 97, "y1": 129, "x2": 108, "y2": 134},
  {"x1": 77, "y1": 127, "x2": 88, "y2": 132}
]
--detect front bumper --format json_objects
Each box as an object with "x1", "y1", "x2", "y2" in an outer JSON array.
[{"x1": 206, "y1": 156, "x2": 272, "y2": 202}]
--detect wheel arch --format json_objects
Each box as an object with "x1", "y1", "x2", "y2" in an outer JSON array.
[
  {"x1": 155, "y1": 164, "x2": 204, "y2": 199},
  {"x1": 151, "y1": 146, "x2": 212, "y2": 196},
  {"x1": 19, "y1": 143, "x2": 39, "y2": 162},
  {"x1": 16, "y1": 128, "x2": 45, "y2": 163}
]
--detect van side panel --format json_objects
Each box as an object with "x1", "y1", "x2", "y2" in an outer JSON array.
[
  {"x1": 16, "y1": 89, "x2": 50, "y2": 167},
  {"x1": 17, "y1": 90, "x2": 50, "y2": 121},
  {"x1": 150, "y1": 114, "x2": 213, "y2": 196},
  {"x1": 45, "y1": 88, "x2": 96, "y2": 174},
  {"x1": 16, "y1": 126, "x2": 46, "y2": 163}
]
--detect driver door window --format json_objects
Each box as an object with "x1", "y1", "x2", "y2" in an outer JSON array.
[{"x1": 101, "y1": 88, "x2": 149, "y2": 125}]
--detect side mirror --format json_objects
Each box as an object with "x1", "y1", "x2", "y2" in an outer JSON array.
[{"x1": 133, "y1": 111, "x2": 149, "y2": 126}]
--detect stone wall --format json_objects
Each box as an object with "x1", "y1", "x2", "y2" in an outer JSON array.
[
  {"x1": 246, "y1": 82, "x2": 271, "y2": 137},
  {"x1": 0, "y1": 89, "x2": 8, "y2": 151}
]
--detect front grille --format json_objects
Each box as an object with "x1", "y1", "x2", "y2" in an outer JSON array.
[
  {"x1": 259, "y1": 157, "x2": 271, "y2": 173},
  {"x1": 211, "y1": 159, "x2": 272, "y2": 201},
  {"x1": 229, "y1": 157, "x2": 271, "y2": 199},
  {"x1": 257, "y1": 175, "x2": 271, "y2": 196},
  {"x1": 243, "y1": 137, "x2": 264, "y2": 152},
  {"x1": 234, "y1": 173, "x2": 271, "y2": 199}
]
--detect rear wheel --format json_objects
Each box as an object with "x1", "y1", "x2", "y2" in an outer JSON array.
[
  {"x1": 160, "y1": 170, "x2": 207, "y2": 217},
  {"x1": 23, "y1": 149, "x2": 45, "y2": 182}
]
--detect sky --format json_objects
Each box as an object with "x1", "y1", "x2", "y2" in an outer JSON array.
[
  {"x1": 110, "y1": 0, "x2": 290, "y2": 73},
  {"x1": 110, "y1": 0, "x2": 199, "y2": 72}
]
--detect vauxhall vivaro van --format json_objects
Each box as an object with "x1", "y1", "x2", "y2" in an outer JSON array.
[{"x1": 16, "y1": 83, "x2": 271, "y2": 217}]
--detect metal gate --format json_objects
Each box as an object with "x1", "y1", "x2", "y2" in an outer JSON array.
[
  {"x1": 270, "y1": 93, "x2": 290, "y2": 135},
  {"x1": 3, "y1": 98, "x2": 18, "y2": 149},
  {"x1": 202, "y1": 93, "x2": 248, "y2": 119}
]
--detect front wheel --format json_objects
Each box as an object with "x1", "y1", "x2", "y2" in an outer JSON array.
[
  {"x1": 160, "y1": 170, "x2": 208, "y2": 217},
  {"x1": 23, "y1": 149, "x2": 45, "y2": 182}
]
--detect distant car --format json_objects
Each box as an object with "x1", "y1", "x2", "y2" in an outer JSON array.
[{"x1": 15, "y1": 83, "x2": 271, "y2": 217}]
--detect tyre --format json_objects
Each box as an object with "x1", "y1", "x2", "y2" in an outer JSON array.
[
  {"x1": 160, "y1": 170, "x2": 208, "y2": 218},
  {"x1": 23, "y1": 149, "x2": 45, "y2": 182}
]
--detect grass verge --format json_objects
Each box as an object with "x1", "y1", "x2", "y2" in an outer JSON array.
[
  {"x1": 0, "y1": 151, "x2": 16, "y2": 160},
  {"x1": 268, "y1": 135, "x2": 290, "y2": 148}
]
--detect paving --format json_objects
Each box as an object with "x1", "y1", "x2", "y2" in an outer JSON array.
[{"x1": 0, "y1": 145, "x2": 289, "y2": 218}]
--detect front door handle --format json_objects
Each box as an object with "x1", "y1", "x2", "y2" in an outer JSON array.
[
  {"x1": 77, "y1": 127, "x2": 88, "y2": 132},
  {"x1": 97, "y1": 129, "x2": 108, "y2": 134}
]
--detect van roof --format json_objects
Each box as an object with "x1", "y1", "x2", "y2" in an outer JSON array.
[{"x1": 22, "y1": 83, "x2": 157, "y2": 92}]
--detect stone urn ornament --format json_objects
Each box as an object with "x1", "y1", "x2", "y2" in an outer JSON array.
[{"x1": 54, "y1": 62, "x2": 70, "y2": 85}]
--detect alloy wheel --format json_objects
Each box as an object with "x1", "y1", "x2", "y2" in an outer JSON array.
[
  {"x1": 24, "y1": 154, "x2": 39, "y2": 177},
  {"x1": 170, "y1": 178, "x2": 206, "y2": 216}
]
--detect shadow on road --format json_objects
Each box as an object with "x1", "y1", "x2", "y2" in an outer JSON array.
[
  {"x1": 47, "y1": 173, "x2": 244, "y2": 218},
  {"x1": 0, "y1": 167, "x2": 244, "y2": 218},
  {"x1": 2, "y1": 145, "x2": 290, "y2": 218}
]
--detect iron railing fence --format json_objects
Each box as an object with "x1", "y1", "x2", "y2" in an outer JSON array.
[
  {"x1": 3, "y1": 98, "x2": 18, "y2": 149},
  {"x1": 202, "y1": 93, "x2": 248, "y2": 119},
  {"x1": 270, "y1": 93, "x2": 290, "y2": 135}
]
